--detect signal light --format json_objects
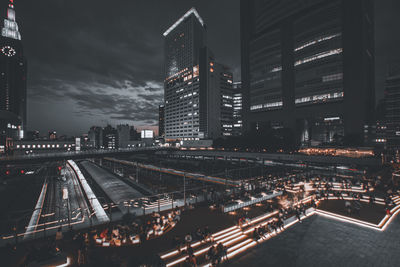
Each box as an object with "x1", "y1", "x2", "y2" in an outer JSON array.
[
  {"x1": 20, "y1": 170, "x2": 24, "y2": 174},
  {"x1": 58, "y1": 166, "x2": 62, "y2": 171},
  {"x1": 5, "y1": 170, "x2": 10, "y2": 175}
]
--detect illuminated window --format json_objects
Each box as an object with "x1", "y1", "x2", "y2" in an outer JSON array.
[
  {"x1": 295, "y1": 48, "x2": 342, "y2": 66},
  {"x1": 295, "y1": 33, "x2": 341, "y2": 52}
]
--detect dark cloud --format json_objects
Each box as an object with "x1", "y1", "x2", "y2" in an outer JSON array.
[{"x1": 0, "y1": 0, "x2": 240, "y2": 135}]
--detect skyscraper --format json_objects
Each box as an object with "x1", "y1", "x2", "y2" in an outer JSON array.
[
  {"x1": 163, "y1": 8, "x2": 206, "y2": 141},
  {"x1": 163, "y1": 7, "x2": 234, "y2": 141},
  {"x1": 0, "y1": 0, "x2": 27, "y2": 152},
  {"x1": 384, "y1": 62, "x2": 400, "y2": 159},
  {"x1": 241, "y1": 0, "x2": 374, "y2": 145}
]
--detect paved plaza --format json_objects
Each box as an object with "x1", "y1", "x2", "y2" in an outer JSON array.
[{"x1": 223, "y1": 214, "x2": 400, "y2": 267}]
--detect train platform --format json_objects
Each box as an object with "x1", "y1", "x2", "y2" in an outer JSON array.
[{"x1": 80, "y1": 161, "x2": 143, "y2": 207}]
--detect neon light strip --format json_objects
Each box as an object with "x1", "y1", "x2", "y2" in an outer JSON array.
[{"x1": 163, "y1": 7, "x2": 204, "y2": 38}]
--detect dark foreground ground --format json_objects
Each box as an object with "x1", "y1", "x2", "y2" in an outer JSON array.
[{"x1": 223, "y1": 214, "x2": 400, "y2": 267}]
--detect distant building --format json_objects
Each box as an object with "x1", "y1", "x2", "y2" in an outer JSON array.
[
  {"x1": 25, "y1": 130, "x2": 40, "y2": 141},
  {"x1": 130, "y1": 126, "x2": 140, "y2": 141},
  {"x1": 0, "y1": 0, "x2": 27, "y2": 153},
  {"x1": 141, "y1": 129, "x2": 154, "y2": 146},
  {"x1": 103, "y1": 125, "x2": 118, "y2": 149},
  {"x1": 159, "y1": 105, "x2": 165, "y2": 137},
  {"x1": 241, "y1": 0, "x2": 374, "y2": 146},
  {"x1": 141, "y1": 130, "x2": 154, "y2": 139},
  {"x1": 232, "y1": 82, "x2": 243, "y2": 136},
  {"x1": 11, "y1": 140, "x2": 75, "y2": 155},
  {"x1": 48, "y1": 131, "x2": 57, "y2": 140},
  {"x1": 117, "y1": 124, "x2": 130, "y2": 148},
  {"x1": 88, "y1": 126, "x2": 103, "y2": 149}
]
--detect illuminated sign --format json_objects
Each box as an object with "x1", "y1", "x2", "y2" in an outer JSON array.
[{"x1": 141, "y1": 130, "x2": 154, "y2": 139}]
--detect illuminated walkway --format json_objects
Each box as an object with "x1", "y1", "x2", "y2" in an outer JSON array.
[{"x1": 159, "y1": 193, "x2": 400, "y2": 266}]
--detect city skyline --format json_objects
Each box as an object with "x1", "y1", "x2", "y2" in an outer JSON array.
[
  {"x1": 0, "y1": 0, "x2": 240, "y2": 136},
  {"x1": 0, "y1": 0, "x2": 398, "y2": 137}
]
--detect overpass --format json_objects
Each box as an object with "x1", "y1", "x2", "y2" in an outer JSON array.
[
  {"x1": 157, "y1": 149, "x2": 382, "y2": 167},
  {"x1": 0, "y1": 147, "x2": 168, "y2": 165},
  {"x1": 0, "y1": 147, "x2": 382, "y2": 168}
]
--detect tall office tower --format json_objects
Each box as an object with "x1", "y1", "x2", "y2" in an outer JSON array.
[
  {"x1": 232, "y1": 82, "x2": 243, "y2": 136},
  {"x1": 163, "y1": 8, "x2": 206, "y2": 141},
  {"x1": 0, "y1": 0, "x2": 27, "y2": 152},
  {"x1": 163, "y1": 8, "x2": 234, "y2": 141},
  {"x1": 158, "y1": 104, "x2": 165, "y2": 137},
  {"x1": 241, "y1": 0, "x2": 374, "y2": 145},
  {"x1": 384, "y1": 62, "x2": 400, "y2": 159},
  {"x1": 117, "y1": 124, "x2": 130, "y2": 148}
]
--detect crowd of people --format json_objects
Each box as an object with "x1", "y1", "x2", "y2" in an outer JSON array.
[{"x1": 92, "y1": 208, "x2": 182, "y2": 248}]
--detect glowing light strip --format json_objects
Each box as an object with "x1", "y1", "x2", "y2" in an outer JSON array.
[
  {"x1": 55, "y1": 257, "x2": 71, "y2": 267},
  {"x1": 223, "y1": 234, "x2": 247, "y2": 246},
  {"x1": 163, "y1": 7, "x2": 205, "y2": 36},
  {"x1": 227, "y1": 240, "x2": 257, "y2": 258},
  {"x1": 212, "y1": 225, "x2": 238, "y2": 237},
  {"x1": 165, "y1": 228, "x2": 249, "y2": 265},
  {"x1": 227, "y1": 238, "x2": 253, "y2": 253},
  {"x1": 382, "y1": 206, "x2": 400, "y2": 231},
  {"x1": 315, "y1": 210, "x2": 382, "y2": 231},
  {"x1": 161, "y1": 225, "x2": 239, "y2": 259},
  {"x1": 214, "y1": 228, "x2": 240, "y2": 241}
]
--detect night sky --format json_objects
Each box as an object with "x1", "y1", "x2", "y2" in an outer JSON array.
[{"x1": 0, "y1": 0, "x2": 399, "y2": 136}]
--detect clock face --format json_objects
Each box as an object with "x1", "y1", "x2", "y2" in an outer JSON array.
[{"x1": 1, "y1": 46, "x2": 16, "y2": 57}]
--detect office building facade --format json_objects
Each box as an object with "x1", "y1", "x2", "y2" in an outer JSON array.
[
  {"x1": 163, "y1": 8, "x2": 234, "y2": 141},
  {"x1": 241, "y1": 0, "x2": 374, "y2": 145},
  {"x1": 233, "y1": 82, "x2": 243, "y2": 136},
  {"x1": 0, "y1": 0, "x2": 27, "y2": 152},
  {"x1": 163, "y1": 8, "x2": 206, "y2": 141},
  {"x1": 385, "y1": 62, "x2": 400, "y2": 157}
]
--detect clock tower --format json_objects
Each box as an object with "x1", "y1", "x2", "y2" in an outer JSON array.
[{"x1": 0, "y1": 0, "x2": 27, "y2": 153}]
